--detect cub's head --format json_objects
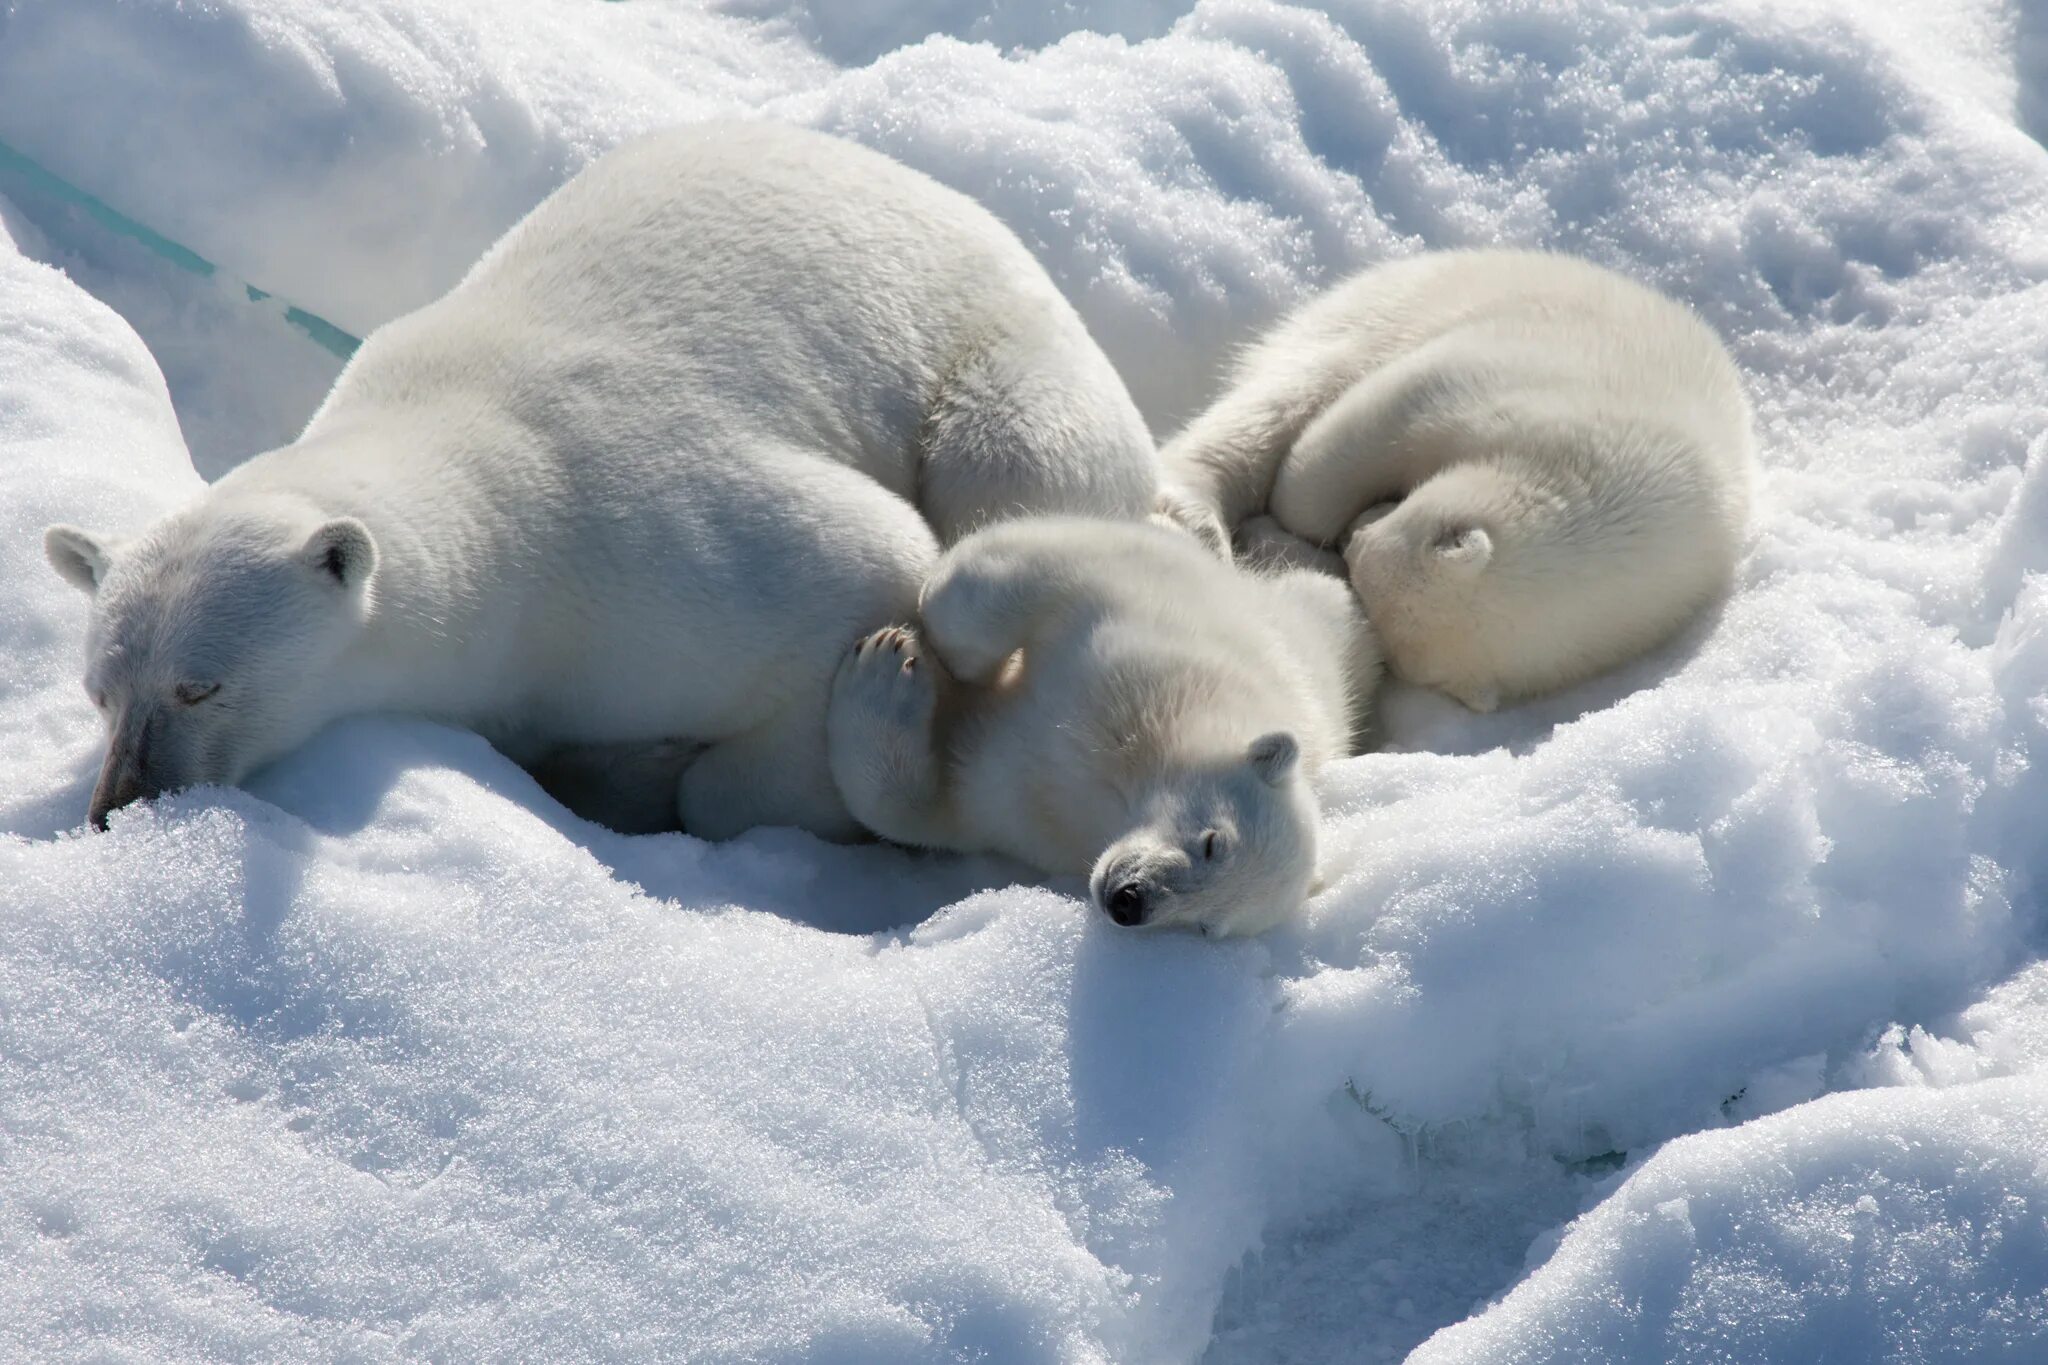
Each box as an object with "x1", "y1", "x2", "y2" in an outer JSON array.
[
  {"x1": 1088, "y1": 732, "x2": 1318, "y2": 938},
  {"x1": 45, "y1": 496, "x2": 379, "y2": 829}
]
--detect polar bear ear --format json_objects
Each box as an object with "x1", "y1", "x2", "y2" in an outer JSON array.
[
  {"x1": 45, "y1": 525, "x2": 115, "y2": 594},
  {"x1": 301, "y1": 517, "x2": 378, "y2": 591},
  {"x1": 1432, "y1": 525, "x2": 1492, "y2": 575},
  {"x1": 1247, "y1": 732, "x2": 1299, "y2": 787}
]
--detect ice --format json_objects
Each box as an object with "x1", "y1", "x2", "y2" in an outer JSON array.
[{"x1": 1, "y1": 0, "x2": 2046, "y2": 1360}]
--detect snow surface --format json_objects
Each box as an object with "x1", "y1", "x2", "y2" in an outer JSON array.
[
  {"x1": 2, "y1": 0, "x2": 2046, "y2": 1360},
  {"x1": 1411, "y1": 1076, "x2": 2048, "y2": 1363}
]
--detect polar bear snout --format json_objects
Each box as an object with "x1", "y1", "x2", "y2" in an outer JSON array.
[
  {"x1": 1089, "y1": 844, "x2": 1183, "y2": 929},
  {"x1": 1089, "y1": 851, "x2": 1146, "y2": 926},
  {"x1": 87, "y1": 706, "x2": 167, "y2": 831},
  {"x1": 1104, "y1": 881, "x2": 1150, "y2": 927}
]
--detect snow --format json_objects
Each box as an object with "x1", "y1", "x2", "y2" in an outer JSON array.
[
  {"x1": 1, "y1": 0, "x2": 2045, "y2": 1360},
  {"x1": 1410, "y1": 1077, "x2": 2048, "y2": 1364}
]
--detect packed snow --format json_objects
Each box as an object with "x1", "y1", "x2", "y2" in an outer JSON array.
[{"x1": 2, "y1": 0, "x2": 2045, "y2": 1360}]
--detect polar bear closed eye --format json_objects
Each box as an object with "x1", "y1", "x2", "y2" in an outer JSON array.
[
  {"x1": 1154, "y1": 248, "x2": 1755, "y2": 710},
  {"x1": 45, "y1": 122, "x2": 1158, "y2": 834},
  {"x1": 825, "y1": 519, "x2": 1380, "y2": 937}
]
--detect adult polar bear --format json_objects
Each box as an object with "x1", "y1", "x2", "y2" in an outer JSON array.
[
  {"x1": 44, "y1": 122, "x2": 1157, "y2": 836},
  {"x1": 1158, "y1": 250, "x2": 1754, "y2": 712}
]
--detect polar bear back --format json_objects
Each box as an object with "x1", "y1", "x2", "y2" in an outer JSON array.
[{"x1": 310, "y1": 122, "x2": 1153, "y2": 537}]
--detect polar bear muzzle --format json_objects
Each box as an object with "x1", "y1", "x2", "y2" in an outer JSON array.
[{"x1": 87, "y1": 703, "x2": 167, "y2": 831}]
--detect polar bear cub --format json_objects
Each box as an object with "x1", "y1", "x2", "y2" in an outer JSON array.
[
  {"x1": 1159, "y1": 250, "x2": 1755, "y2": 711},
  {"x1": 827, "y1": 519, "x2": 1379, "y2": 936},
  {"x1": 44, "y1": 122, "x2": 1157, "y2": 834}
]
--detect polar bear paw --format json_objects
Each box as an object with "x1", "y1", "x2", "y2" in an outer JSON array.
[
  {"x1": 829, "y1": 625, "x2": 955, "y2": 842},
  {"x1": 833, "y1": 625, "x2": 946, "y2": 751}
]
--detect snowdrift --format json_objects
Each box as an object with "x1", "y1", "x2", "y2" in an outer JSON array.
[{"x1": 2, "y1": 1, "x2": 2045, "y2": 1360}]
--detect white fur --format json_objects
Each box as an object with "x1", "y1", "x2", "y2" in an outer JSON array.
[
  {"x1": 826, "y1": 519, "x2": 1379, "y2": 936},
  {"x1": 1157, "y1": 249, "x2": 1755, "y2": 710},
  {"x1": 45, "y1": 122, "x2": 1157, "y2": 834}
]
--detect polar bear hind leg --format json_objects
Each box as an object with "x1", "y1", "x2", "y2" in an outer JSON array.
[
  {"x1": 917, "y1": 300, "x2": 1154, "y2": 544},
  {"x1": 1152, "y1": 485, "x2": 1232, "y2": 559},
  {"x1": 916, "y1": 521, "x2": 1114, "y2": 683}
]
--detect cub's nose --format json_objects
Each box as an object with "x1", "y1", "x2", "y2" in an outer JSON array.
[{"x1": 1104, "y1": 881, "x2": 1149, "y2": 927}]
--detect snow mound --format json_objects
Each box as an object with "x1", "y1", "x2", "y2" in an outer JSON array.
[
  {"x1": 0, "y1": 742, "x2": 1276, "y2": 1360},
  {"x1": 1412, "y1": 1074, "x2": 2048, "y2": 1364},
  {"x1": 2, "y1": 0, "x2": 2046, "y2": 1360}
]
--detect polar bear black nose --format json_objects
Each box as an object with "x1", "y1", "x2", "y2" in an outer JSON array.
[{"x1": 1106, "y1": 882, "x2": 1149, "y2": 927}]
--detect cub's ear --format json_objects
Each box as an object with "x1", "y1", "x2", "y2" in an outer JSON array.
[
  {"x1": 1247, "y1": 731, "x2": 1299, "y2": 787},
  {"x1": 45, "y1": 525, "x2": 114, "y2": 594},
  {"x1": 302, "y1": 517, "x2": 378, "y2": 590},
  {"x1": 1433, "y1": 524, "x2": 1492, "y2": 575}
]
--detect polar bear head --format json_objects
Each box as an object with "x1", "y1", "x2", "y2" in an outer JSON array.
[
  {"x1": 1342, "y1": 466, "x2": 1513, "y2": 713},
  {"x1": 45, "y1": 494, "x2": 379, "y2": 829},
  {"x1": 1088, "y1": 732, "x2": 1318, "y2": 937}
]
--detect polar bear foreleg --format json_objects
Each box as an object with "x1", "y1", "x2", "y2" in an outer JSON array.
[
  {"x1": 1158, "y1": 385, "x2": 1312, "y2": 534},
  {"x1": 678, "y1": 699, "x2": 864, "y2": 843},
  {"x1": 826, "y1": 625, "x2": 962, "y2": 850}
]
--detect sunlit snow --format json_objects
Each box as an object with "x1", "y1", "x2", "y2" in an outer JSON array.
[{"x1": 2, "y1": 2, "x2": 2045, "y2": 1360}]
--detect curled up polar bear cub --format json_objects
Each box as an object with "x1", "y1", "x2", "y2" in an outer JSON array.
[
  {"x1": 827, "y1": 519, "x2": 1380, "y2": 936},
  {"x1": 44, "y1": 122, "x2": 1157, "y2": 835},
  {"x1": 1158, "y1": 250, "x2": 1756, "y2": 712}
]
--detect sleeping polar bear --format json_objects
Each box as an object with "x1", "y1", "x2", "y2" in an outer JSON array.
[
  {"x1": 45, "y1": 122, "x2": 1157, "y2": 835},
  {"x1": 826, "y1": 519, "x2": 1380, "y2": 937},
  {"x1": 1157, "y1": 250, "x2": 1755, "y2": 711}
]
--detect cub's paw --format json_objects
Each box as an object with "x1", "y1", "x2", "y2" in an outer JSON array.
[
  {"x1": 1152, "y1": 486, "x2": 1231, "y2": 561},
  {"x1": 834, "y1": 625, "x2": 942, "y2": 735}
]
